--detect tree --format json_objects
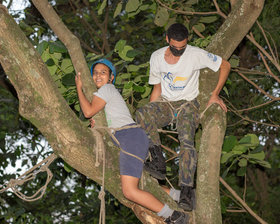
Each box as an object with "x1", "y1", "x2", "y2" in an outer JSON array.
[{"x1": 0, "y1": 0, "x2": 271, "y2": 223}]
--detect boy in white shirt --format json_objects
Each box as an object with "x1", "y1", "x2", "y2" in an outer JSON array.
[{"x1": 136, "y1": 23, "x2": 231, "y2": 211}]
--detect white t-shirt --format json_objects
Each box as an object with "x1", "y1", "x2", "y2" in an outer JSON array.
[
  {"x1": 149, "y1": 45, "x2": 222, "y2": 101},
  {"x1": 94, "y1": 84, "x2": 135, "y2": 128}
]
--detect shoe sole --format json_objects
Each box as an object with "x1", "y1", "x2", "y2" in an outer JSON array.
[
  {"x1": 178, "y1": 188, "x2": 196, "y2": 211},
  {"x1": 143, "y1": 166, "x2": 166, "y2": 180}
]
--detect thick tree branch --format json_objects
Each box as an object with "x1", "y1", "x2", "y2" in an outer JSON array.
[{"x1": 31, "y1": 0, "x2": 105, "y2": 127}]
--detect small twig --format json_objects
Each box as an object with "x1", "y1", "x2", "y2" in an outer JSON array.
[
  {"x1": 237, "y1": 72, "x2": 275, "y2": 100},
  {"x1": 212, "y1": 0, "x2": 227, "y2": 19},
  {"x1": 161, "y1": 144, "x2": 178, "y2": 156},
  {"x1": 236, "y1": 99, "x2": 278, "y2": 112},
  {"x1": 258, "y1": 51, "x2": 280, "y2": 83},
  {"x1": 183, "y1": 16, "x2": 205, "y2": 38},
  {"x1": 243, "y1": 173, "x2": 247, "y2": 202},
  {"x1": 155, "y1": 0, "x2": 225, "y2": 17},
  {"x1": 166, "y1": 134, "x2": 179, "y2": 143},
  {"x1": 222, "y1": 97, "x2": 280, "y2": 128},
  {"x1": 256, "y1": 21, "x2": 277, "y2": 62},
  {"x1": 246, "y1": 33, "x2": 280, "y2": 73},
  {"x1": 227, "y1": 118, "x2": 244, "y2": 127},
  {"x1": 226, "y1": 209, "x2": 246, "y2": 213},
  {"x1": 158, "y1": 129, "x2": 178, "y2": 134},
  {"x1": 231, "y1": 68, "x2": 268, "y2": 76},
  {"x1": 220, "y1": 177, "x2": 268, "y2": 224}
]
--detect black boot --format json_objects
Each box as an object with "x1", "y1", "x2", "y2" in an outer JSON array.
[
  {"x1": 164, "y1": 211, "x2": 189, "y2": 224},
  {"x1": 144, "y1": 145, "x2": 166, "y2": 180},
  {"x1": 178, "y1": 186, "x2": 196, "y2": 211}
]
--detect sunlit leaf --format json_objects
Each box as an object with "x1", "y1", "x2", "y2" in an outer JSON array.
[
  {"x1": 98, "y1": 0, "x2": 107, "y2": 15},
  {"x1": 199, "y1": 16, "x2": 218, "y2": 24},
  {"x1": 114, "y1": 2, "x2": 123, "y2": 18},
  {"x1": 154, "y1": 7, "x2": 169, "y2": 27},
  {"x1": 125, "y1": 0, "x2": 140, "y2": 13},
  {"x1": 239, "y1": 134, "x2": 259, "y2": 147},
  {"x1": 238, "y1": 158, "x2": 247, "y2": 167}
]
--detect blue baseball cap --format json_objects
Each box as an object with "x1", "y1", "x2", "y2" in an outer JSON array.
[{"x1": 90, "y1": 59, "x2": 117, "y2": 84}]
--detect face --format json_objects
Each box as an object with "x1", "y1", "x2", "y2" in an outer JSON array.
[
  {"x1": 92, "y1": 63, "x2": 114, "y2": 88},
  {"x1": 166, "y1": 37, "x2": 187, "y2": 57}
]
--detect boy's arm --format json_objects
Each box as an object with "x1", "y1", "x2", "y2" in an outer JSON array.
[
  {"x1": 75, "y1": 73, "x2": 106, "y2": 118},
  {"x1": 206, "y1": 59, "x2": 231, "y2": 112},
  {"x1": 150, "y1": 83, "x2": 161, "y2": 102}
]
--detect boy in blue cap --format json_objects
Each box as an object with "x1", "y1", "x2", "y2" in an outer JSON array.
[{"x1": 75, "y1": 59, "x2": 189, "y2": 223}]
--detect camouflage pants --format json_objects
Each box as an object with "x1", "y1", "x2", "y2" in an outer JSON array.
[{"x1": 135, "y1": 99, "x2": 200, "y2": 187}]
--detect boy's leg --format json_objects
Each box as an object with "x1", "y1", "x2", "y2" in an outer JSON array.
[
  {"x1": 121, "y1": 175, "x2": 164, "y2": 212},
  {"x1": 176, "y1": 100, "x2": 200, "y2": 211},
  {"x1": 121, "y1": 175, "x2": 189, "y2": 223},
  {"x1": 136, "y1": 102, "x2": 173, "y2": 180}
]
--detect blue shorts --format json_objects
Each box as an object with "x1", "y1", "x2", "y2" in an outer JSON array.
[{"x1": 113, "y1": 125, "x2": 149, "y2": 178}]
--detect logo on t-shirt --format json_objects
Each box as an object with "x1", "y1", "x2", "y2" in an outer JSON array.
[
  {"x1": 163, "y1": 72, "x2": 187, "y2": 91},
  {"x1": 207, "y1": 53, "x2": 217, "y2": 62}
]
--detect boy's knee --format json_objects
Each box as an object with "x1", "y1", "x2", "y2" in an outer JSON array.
[{"x1": 122, "y1": 186, "x2": 138, "y2": 201}]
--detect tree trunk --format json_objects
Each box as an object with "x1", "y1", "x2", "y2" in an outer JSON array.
[{"x1": 196, "y1": 0, "x2": 264, "y2": 223}]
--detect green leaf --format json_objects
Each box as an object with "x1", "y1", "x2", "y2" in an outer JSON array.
[
  {"x1": 251, "y1": 145, "x2": 264, "y2": 154},
  {"x1": 98, "y1": 0, "x2": 107, "y2": 15},
  {"x1": 199, "y1": 16, "x2": 218, "y2": 24},
  {"x1": 125, "y1": 0, "x2": 140, "y2": 13},
  {"x1": 118, "y1": 45, "x2": 134, "y2": 61},
  {"x1": 64, "y1": 162, "x2": 73, "y2": 173},
  {"x1": 237, "y1": 167, "x2": 246, "y2": 176},
  {"x1": 124, "y1": 81, "x2": 133, "y2": 89},
  {"x1": 239, "y1": 134, "x2": 259, "y2": 147},
  {"x1": 238, "y1": 158, "x2": 247, "y2": 167},
  {"x1": 223, "y1": 86, "x2": 229, "y2": 97},
  {"x1": 141, "y1": 86, "x2": 152, "y2": 98},
  {"x1": 133, "y1": 85, "x2": 145, "y2": 93},
  {"x1": 229, "y1": 58, "x2": 239, "y2": 68},
  {"x1": 257, "y1": 160, "x2": 271, "y2": 168},
  {"x1": 193, "y1": 23, "x2": 205, "y2": 32},
  {"x1": 186, "y1": 0, "x2": 198, "y2": 5},
  {"x1": 232, "y1": 144, "x2": 248, "y2": 154},
  {"x1": 37, "y1": 41, "x2": 48, "y2": 55},
  {"x1": 41, "y1": 50, "x2": 51, "y2": 62},
  {"x1": 45, "y1": 58, "x2": 55, "y2": 66},
  {"x1": 247, "y1": 151, "x2": 265, "y2": 160},
  {"x1": 126, "y1": 49, "x2": 142, "y2": 58},
  {"x1": 154, "y1": 7, "x2": 169, "y2": 27},
  {"x1": 53, "y1": 52, "x2": 62, "y2": 60},
  {"x1": 74, "y1": 103, "x2": 80, "y2": 112},
  {"x1": 127, "y1": 64, "x2": 140, "y2": 72},
  {"x1": 115, "y1": 39, "x2": 127, "y2": 52},
  {"x1": 221, "y1": 152, "x2": 234, "y2": 164},
  {"x1": 62, "y1": 73, "x2": 75, "y2": 86},
  {"x1": 61, "y1": 59, "x2": 74, "y2": 73},
  {"x1": 114, "y1": 2, "x2": 123, "y2": 18},
  {"x1": 47, "y1": 65, "x2": 57, "y2": 76},
  {"x1": 122, "y1": 87, "x2": 133, "y2": 99},
  {"x1": 49, "y1": 42, "x2": 67, "y2": 53},
  {"x1": 222, "y1": 135, "x2": 238, "y2": 152}
]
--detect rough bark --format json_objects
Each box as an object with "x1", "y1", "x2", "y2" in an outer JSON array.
[
  {"x1": 196, "y1": 0, "x2": 265, "y2": 223},
  {"x1": 0, "y1": 6, "x2": 176, "y2": 224}
]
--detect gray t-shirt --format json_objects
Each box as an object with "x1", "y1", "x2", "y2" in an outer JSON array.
[{"x1": 94, "y1": 84, "x2": 135, "y2": 128}]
